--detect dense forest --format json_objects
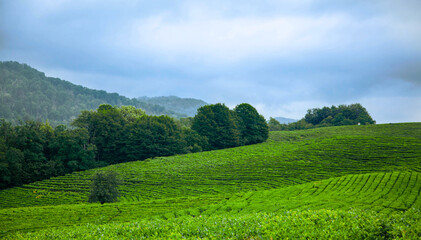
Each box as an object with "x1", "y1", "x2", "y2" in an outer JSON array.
[
  {"x1": 269, "y1": 104, "x2": 375, "y2": 131},
  {"x1": 0, "y1": 103, "x2": 269, "y2": 189},
  {"x1": 0, "y1": 61, "x2": 191, "y2": 126}
]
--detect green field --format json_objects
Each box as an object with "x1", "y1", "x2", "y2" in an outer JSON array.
[
  {"x1": 1, "y1": 123, "x2": 421, "y2": 238},
  {"x1": 7, "y1": 209, "x2": 421, "y2": 239}
]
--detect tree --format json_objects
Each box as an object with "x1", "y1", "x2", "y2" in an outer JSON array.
[
  {"x1": 120, "y1": 115, "x2": 187, "y2": 161},
  {"x1": 88, "y1": 171, "x2": 121, "y2": 204},
  {"x1": 234, "y1": 103, "x2": 269, "y2": 145},
  {"x1": 182, "y1": 128, "x2": 209, "y2": 153},
  {"x1": 268, "y1": 117, "x2": 283, "y2": 131},
  {"x1": 0, "y1": 119, "x2": 100, "y2": 189},
  {"x1": 72, "y1": 104, "x2": 127, "y2": 164},
  {"x1": 0, "y1": 137, "x2": 9, "y2": 188},
  {"x1": 191, "y1": 103, "x2": 241, "y2": 150},
  {"x1": 49, "y1": 127, "x2": 100, "y2": 172},
  {"x1": 302, "y1": 103, "x2": 375, "y2": 128}
]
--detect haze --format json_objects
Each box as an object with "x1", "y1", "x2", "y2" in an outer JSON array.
[{"x1": 1, "y1": 0, "x2": 421, "y2": 123}]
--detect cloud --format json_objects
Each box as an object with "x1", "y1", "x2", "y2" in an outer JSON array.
[
  {"x1": 361, "y1": 96, "x2": 421, "y2": 124},
  {"x1": 126, "y1": 15, "x2": 338, "y2": 62},
  {"x1": 118, "y1": 9, "x2": 395, "y2": 67},
  {"x1": 1, "y1": 0, "x2": 421, "y2": 122}
]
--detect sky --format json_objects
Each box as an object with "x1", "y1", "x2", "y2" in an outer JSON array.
[{"x1": 1, "y1": 0, "x2": 421, "y2": 123}]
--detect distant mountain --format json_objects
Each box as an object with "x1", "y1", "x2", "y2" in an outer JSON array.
[
  {"x1": 0, "y1": 61, "x2": 186, "y2": 126},
  {"x1": 138, "y1": 96, "x2": 207, "y2": 117},
  {"x1": 274, "y1": 117, "x2": 298, "y2": 124}
]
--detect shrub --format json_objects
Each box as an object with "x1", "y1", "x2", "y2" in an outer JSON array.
[{"x1": 88, "y1": 171, "x2": 121, "y2": 204}]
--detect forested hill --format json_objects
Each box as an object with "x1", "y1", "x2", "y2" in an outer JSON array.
[
  {"x1": 138, "y1": 96, "x2": 207, "y2": 117},
  {"x1": 0, "y1": 61, "x2": 187, "y2": 125}
]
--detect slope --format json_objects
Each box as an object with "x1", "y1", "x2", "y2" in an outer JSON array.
[
  {"x1": 0, "y1": 123, "x2": 420, "y2": 210},
  {"x1": 138, "y1": 96, "x2": 207, "y2": 117},
  {"x1": 1, "y1": 171, "x2": 420, "y2": 236},
  {"x1": 1, "y1": 123, "x2": 421, "y2": 237},
  {"x1": 0, "y1": 61, "x2": 184, "y2": 126}
]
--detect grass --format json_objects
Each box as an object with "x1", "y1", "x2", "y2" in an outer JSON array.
[
  {"x1": 1, "y1": 124, "x2": 420, "y2": 209},
  {"x1": 1, "y1": 171, "x2": 420, "y2": 235},
  {"x1": 0, "y1": 194, "x2": 226, "y2": 235},
  {"x1": 0, "y1": 123, "x2": 420, "y2": 238},
  {"x1": 6, "y1": 209, "x2": 421, "y2": 239},
  {"x1": 213, "y1": 171, "x2": 421, "y2": 216}
]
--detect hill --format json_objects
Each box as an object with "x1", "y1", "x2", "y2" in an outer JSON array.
[
  {"x1": 138, "y1": 96, "x2": 207, "y2": 117},
  {"x1": 2, "y1": 123, "x2": 420, "y2": 209},
  {"x1": 2, "y1": 171, "x2": 420, "y2": 238},
  {"x1": 274, "y1": 116, "x2": 298, "y2": 124},
  {"x1": 0, "y1": 123, "x2": 420, "y2": 238},
  {"x1": 0, "y1": 61, "x2": 186, "y2": 126}
]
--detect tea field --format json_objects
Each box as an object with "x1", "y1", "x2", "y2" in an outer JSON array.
[
  {"x1": 1, "y1": 170, "x2": 420, "y2": 235},
  {"x1": 1, "y1": 123, "x2": 420, "y2": 238},
  {"x1": 7, "y1": 209, "x2": 421, "y2": 239},
  {"x1": 1, "y1": 124, "x2": 420, "y2": 209}
]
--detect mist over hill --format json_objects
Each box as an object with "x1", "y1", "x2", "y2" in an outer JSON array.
[
  {"x1": 138, "y1": 96, "x2": 207, "y2": 117},
  {"x1": 274, "y1": 117, "x2": 298, "y2": 124},
  {"x1": 0, "y1": 61, "x2": 205, "y2": 125}
]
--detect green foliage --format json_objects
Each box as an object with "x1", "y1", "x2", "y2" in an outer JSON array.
[
  {"x1": 219, "y1": 171, "x2": 421, "y2": 215},
  {"x1": 88, "y1": 171, "x2": 121, "y2": 204},
  {"x1": 177, "y1": 117, "x2": 194, "y2": 128},
  {"x1": 268, "y1": 117, "x2": 283, "y2": 131},
  {"x1": 6, "y1": 209, "x2": 421, "y2": 239},
  {"x1": 191, "y1": 103, "x2": 268, "y2": 149},
  {"x1": 304, "y1": 103, "x2": 375, "y2": 128},
  {"x1": 72, "y1": 104, "x2": 127, "y2": 164},
  {"x1": 1, "y1": 123, "x2": 420, "y2": 209},
  {"x1": 0, "y1": 61, "x2": 184, "y2": 126},
  {"x1": 0, "y1": 119, "x2": 98, "y2": 189},
  {"x1": 234, "y1": 103, "x2": 269, "y2": 145},
  {"x1": 121, "y1": 115, "x2": 187, "y2": 161},
  {"x1": 1, "y1": 102, "x2": 211, "y2": 189},
  {"x1": 2, "y1": 171, "x2": 420, "y2": 236},
  {"x1": 0, "y1": 123, "x2": 420, "y2": 238},
  {"x1": 49, "y1": 127, "x2": 101, "y2": 172},
  {"x1": 271, "y1": 103, "x2": 376, "y2": 131},
  {"x1": 1, "y1": 170, "x2": 420, "y2": 236},
  {"x1": 181, "y1": 128, "x2": 209, "y2": 153},
  {"x1": 72, "y1": 104, "x2": 190, "y2": 164},
  {"x1": 192, "y1": 103, "x2": 241, "y2": 150}
]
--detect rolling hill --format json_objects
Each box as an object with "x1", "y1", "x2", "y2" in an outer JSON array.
[
  {"x1": 274, "y1": 116, "x2": 298, "y2": 124},
  {"x1": 0, "y1": 61, "x2": 206, "y2": 126},
  {"x1": 138, "y1": 96, "x2": 207, "y2": 117},
  {"x1": 1, "y1": 123, "x2": 420, "y2": 238}
]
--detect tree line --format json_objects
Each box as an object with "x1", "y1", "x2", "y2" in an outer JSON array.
[
  {"x1": 268, "y1": 103, "x2": 375, "y2": 131},
  {"x1": 0, "y1": 103, "x2": 269, "y2": 189}
]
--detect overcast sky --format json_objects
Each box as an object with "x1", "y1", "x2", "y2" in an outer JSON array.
[{"x1": 1, "y1": 0, "x2": 421, "y2": 123}]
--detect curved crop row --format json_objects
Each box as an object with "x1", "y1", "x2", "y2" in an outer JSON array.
[
  {"x1": 1, "y1": 124, "x2": 420, "y2": 209},
  {"x1": 5, "y1": 205, "x2": 421, "y2": 239},
  {"x1": 1, "y1": 171, "x2": 420, "y2": 235},
  {"x1": 216, "y1": 171, "x2": 421, "y2": 215}
]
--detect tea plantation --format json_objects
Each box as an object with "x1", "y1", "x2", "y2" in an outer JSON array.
[{"x1": 1, "y1": 123, "x2": 420, "y2": 239}]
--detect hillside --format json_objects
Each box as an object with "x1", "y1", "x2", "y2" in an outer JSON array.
[
  {"x1": 2, "y1": 171, "x2": 420, "y2": 237},
  {"x1": 2, "y1": 123, "x2": 420, "y2": 209},
  {"x1": 274, "y1": 116, "x2": 298, "y2": 124},
  {"x1": 0, "y1": 61, "x2": 186, "y2": 125},
  {"x1": 0, "y1": 123, "x2": 420, "y2": 238},
  {"x1": 138, "y1": 96, "x2": 207, "y2": 117}
]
